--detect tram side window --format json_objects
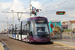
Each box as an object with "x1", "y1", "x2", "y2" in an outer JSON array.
[
  {"x1": 16, "y1": 25, "x2": 18, "y2": 34},
  {"x1": 12, "y1": 28, "x2": 15, "y2": 34},
  {"x1": 15, "y1": 26, "x2": 17, "y2": 34},
  {"x1": 10, "y1": 30, "x2": 12, "y2": 34},
  {"x1": 22, "y1": 24, "x2": 27, "y2": 35},
  {"x1": 17, "y1": 25, "x2": 21, "y2": 34},
  {"x1": 19, "y1": 25, "x2": 21, "y2": 35},
  {"x1": 22, "y1": 21, "x2": 30, "y2": 35},
  {"x1": 9, "y1": 30, "x2": 10, "y2": 34},
  {"x1": 9, "y1": 26, "x2": 12, "y2": 34},
  {"x1": 24, "y1": 25, "x2": 27, "y2": 35},
  {"x1": 22, "y1": 24, "x2": 24, "y2": 35},
  {"x1": 24, "y1": 24, "x2": 29, "y2": 35},
  {"x1": 29, "y1": 21, "x2": 34, "y2": 36},
  {"x1": 27, "y1": 24, "x2": 30, "y2": 34}
]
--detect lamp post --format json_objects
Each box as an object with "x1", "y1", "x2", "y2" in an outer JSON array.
[
  {"x1": 6, "y1": 17, "x2": 8, "y2": 36},
  {"x1": 71, "y1": 23, "x2": 72, "y2": 42},
  {"x1": 1, "y1": 24, "x2": 2, "y2": 34},
  {"x1": 3, "y1": 21, "x2": 4, "y2": 34},
  {"x1": 29, "y1": 0, "x2": 31, "y2": 17},
  {"x1": 12, "y1": 10, "x2": 14, "y2": 25}
]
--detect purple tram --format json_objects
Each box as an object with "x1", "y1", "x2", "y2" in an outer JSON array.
[{"x1": 8, "y1": 16, "x2": 50, "y2": 43}]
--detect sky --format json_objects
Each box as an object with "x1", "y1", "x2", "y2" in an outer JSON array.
[{"x1": 0, "y1": 0, "x2": 75, "y2": 31}]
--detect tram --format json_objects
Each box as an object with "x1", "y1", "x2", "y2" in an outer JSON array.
[{"x1": 8, "y1": 16, "x2": 50, "y2": 43}]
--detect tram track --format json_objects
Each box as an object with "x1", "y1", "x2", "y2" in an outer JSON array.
[
  {"x1": 7, "y1": 38, "x2": 50, "y2": 50},
  {"x1": 0, "y1": 37, "x2": 49, "y2": 50},
  {"x1": 0, "y1": 37, "x2": 32, "y2": 50},
  {"x1": 0, "y1": 37, "x2": 55, "y2": 50},
  {"x1": 0, "y1": 34, "x2": 74, "y2": 50},
  {"x1": 0, "y1": 39, "x2": 11, "y2": 50}
]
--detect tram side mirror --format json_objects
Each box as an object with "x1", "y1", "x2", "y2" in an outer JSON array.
[{"x1": 29, "y1": 31, "x2": 33, "y2": 36}]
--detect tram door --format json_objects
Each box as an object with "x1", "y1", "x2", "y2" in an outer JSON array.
[
  {"x1": 26, "y1": 21, "x2": 30, "y2": 42},
  {"x1": 16, "y1": 24, "x2": 20, "y2": 40}
]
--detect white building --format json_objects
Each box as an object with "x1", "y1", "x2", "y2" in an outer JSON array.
[
  {"x1": 69, "y1": 20, "x2": 75, "y2": 30},
  {"x1": 62, "y1": 20, "x2": 75, "y2": 30}
]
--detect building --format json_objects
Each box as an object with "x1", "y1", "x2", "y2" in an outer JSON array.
[
  {"x1": 62, "y1": 21, "x2": 69, "y2": 29},
  {"x1": 62, "y1": 20, "x2": 75, "y2": 30},
  {"x1": 69, "y1": 20, "x2": 75, "y2": 30}
]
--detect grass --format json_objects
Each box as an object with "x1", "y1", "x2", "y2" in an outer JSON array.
[{"x1": 63, "y1": 29, "x2": 72, "y2": 32}]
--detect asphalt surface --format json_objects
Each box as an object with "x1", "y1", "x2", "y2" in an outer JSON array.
[
  {"x1": 0, "y1": 34, "x2": 75, "y2": 50},
  {"x1": 62, "y1": 32, "x2": 75, "y2": 42}
]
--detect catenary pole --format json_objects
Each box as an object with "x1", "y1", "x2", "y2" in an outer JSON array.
[{"x1": 30, "y1": 0, "x2": 31, "y2": 17}]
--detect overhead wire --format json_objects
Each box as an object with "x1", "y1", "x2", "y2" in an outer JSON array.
[
  {"x1": 17, "y1": 0, "x2": 38, "y2": 21},
  {"x1": 8, "y1": 0, "x2": 14, "y2": 9},
  {"x1": 42, "y1": 0, "x2": 67, "y2": 12},
  {"x1": 37, "y1": 0, "x2": 67, "y2": 15},
  {"x1": 24, "y1": 0, "x2": 38, "y2": 11},
  {"x1": 24, "y1": 0, "x2": 52, "y2": 12},
  {"x1": 38, "y1": 0, "x2": 52, "y2": 9},
  {"x1": 1, "y1": 0, "x2": 14, "y2": 12},
  {"x1": 24, "y1": 0, "x2": 52, "y2": 11},
  {"x1": 19, "y1": 0, "x2": 38, "y2": 20},
  {"x1": 36, "y1": 0, "x2": 53, "y2": 15},
  {"x1": 5, "y1": 0, "x2": 14, "y2": 10}
]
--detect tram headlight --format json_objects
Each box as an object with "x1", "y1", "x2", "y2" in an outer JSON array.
[
  {"x1": 47, "y1": 35, "x2": 50, "y2": 37},
  {"x1": 48, "y1": 39, "x2": 50, "y2": 41},
  {"x1": 36, "y1": 39, "x2": 38, "y2": 41}
]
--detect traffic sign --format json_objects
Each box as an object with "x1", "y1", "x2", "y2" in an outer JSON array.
[{"x1": 56, "y1": 11, "x2": 65, "y2": 15}]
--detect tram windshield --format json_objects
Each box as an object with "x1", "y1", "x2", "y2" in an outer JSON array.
[{"x1": 34, "y1": 20, "x2": 49, "y2": 37}]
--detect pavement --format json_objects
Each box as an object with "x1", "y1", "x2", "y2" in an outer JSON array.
[
  {"x1": 0, "y1": 42, "x2": 4, "y2": 50},
  {"x1": 52, "y1": 40, "x2": 75, "y2": 49}
]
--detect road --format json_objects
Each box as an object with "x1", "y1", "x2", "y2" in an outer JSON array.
[
  {"x1": 0, "y1": 34, "x2": 74, "y2": 50},
  {"x1": 62, "y1": 35, "x2": 75, "y2": 42},
  {"x1": 62, "y1": 32, "x2": 75, "y2": 42}
]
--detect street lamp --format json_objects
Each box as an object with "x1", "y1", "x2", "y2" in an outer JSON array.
[
  {"x1": 6, "y1": 17, "x2": 8, "y2": 36},
  {"x1": 29, "y1": 0, "x2": 31, "y2": 17},
  {"x1": 12, "y1": 10, "x2": 14, "y2": 25}
]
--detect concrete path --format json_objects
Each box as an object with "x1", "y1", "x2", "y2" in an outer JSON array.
[
  {"x1": 0, "y1": 42, "x2": 4, "y2": 50},
  {"x1": 52, "y1": 40, "x2": 75, "y2": 49}
]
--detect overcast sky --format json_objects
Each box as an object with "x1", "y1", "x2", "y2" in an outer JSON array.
[{"x1": 0, "y1": 0, "x2": 75, "y2": 31}]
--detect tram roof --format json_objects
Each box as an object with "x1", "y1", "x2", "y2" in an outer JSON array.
[
  {"x1": 29, "y1": 16, "x2": 47, "y2": 20},
  {"x1": 22, "y1": 16, "x2": 47, "y2": 22}
]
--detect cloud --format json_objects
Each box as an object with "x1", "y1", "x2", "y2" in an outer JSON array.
[
  {"x1": 31, "y1": 1, "x2": 42, "y2": 9},
  {"x1": 21, "y1": 14, "x2": 29, "y2": 20},
  {"x1": 0, "y1": 0, "x2": 75, "y2": 24},
  {"x1": 55, "y1": 0, "x2": 75, "y2": 11},
  {"x1": 0, "y1": 0, "x2": 43, "y2": 25},
  {"x1": 67, "y1": 10, "x2": 75, "y2": 17},
  {"x1": 0, "y1": 0, "x2": 26, "y2": 22},
  {"x1": 25, "y1": 1, "x2": 42, "y2": 12},
  {"x1": 0, "y1": 0, "x2": 25, "y2": 12},
  {"x1": 9, "y1": 0, "x2": 24, "y2": 12},
  {"x1": 0, "y1": 2, "x2": 11, "y2": 11}
]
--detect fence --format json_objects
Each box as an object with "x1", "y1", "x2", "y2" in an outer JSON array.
[
  {"x1": 62, "y1": 32, "x2": 75, "y2": 42},
  {"x1": 51, "y1": 31, "x2": 75, "y2": 43}
]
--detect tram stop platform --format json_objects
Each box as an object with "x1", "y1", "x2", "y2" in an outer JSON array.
[
  {"x1": 0, "y1": 42, "x2": 4, "y2": 50},
  {"x1": 51, "y1": 40, "x2": 75, "y2": 49}
]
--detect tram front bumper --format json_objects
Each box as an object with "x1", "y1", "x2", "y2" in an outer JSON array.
[{"x1": 29, "y1": 36, "x2": 50, "y2": 42}]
